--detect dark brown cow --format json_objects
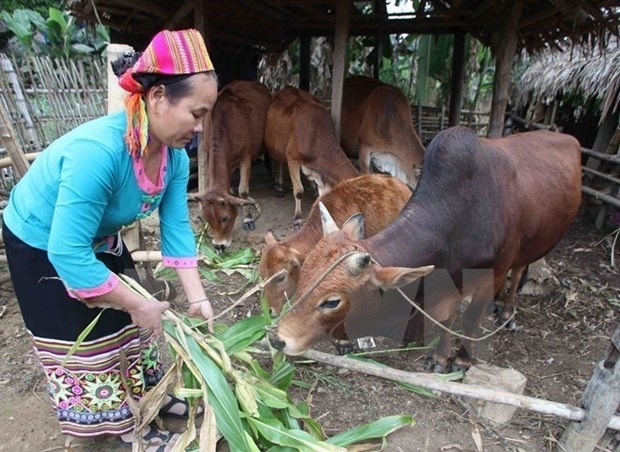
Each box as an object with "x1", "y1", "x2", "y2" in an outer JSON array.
[
  {"x1": 196, "y1": 80, "x2": 271, "y2": 251},
  {"x1": 264, "y1": 86, "x2": 359, "y2": 228},
  {"x1": 271, "y1": 127, "x2": 582, "y2": 372},
  {"x1": 259, "y1": 174, "x2": 412, "y2": 315},
  {"x1": 341, "y1": 76, "x2": 425, "y2": 188}
]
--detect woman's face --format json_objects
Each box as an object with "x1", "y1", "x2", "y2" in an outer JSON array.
[{"x1": 148, "y1": 73, "x2": 218, "y2": 149}]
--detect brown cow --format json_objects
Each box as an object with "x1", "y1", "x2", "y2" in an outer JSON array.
[
  {"x1": 264, "y1": 86, "x2": 359, "y2": 228},
  {"x1": 196, "y1": 80, "x2": 271, "y2": 251},
  {"x1": 341, "y1": 76, "x2": 425, "y2": 188},
  {"x1": 271, "y1": 127, "x2": 582, "y2": 372},
  {"x1": 259, "y1": 174, "x2": 412, "y2": 315}
]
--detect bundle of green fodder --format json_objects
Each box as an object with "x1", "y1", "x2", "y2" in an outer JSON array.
[{"x1": 119, "y1": 273, "x2": 415, "y2": 452}]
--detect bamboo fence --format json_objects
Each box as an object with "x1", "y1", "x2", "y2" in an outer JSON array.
[{"x1": 0, "y1": 53, "x2": 106, "y2": 190}]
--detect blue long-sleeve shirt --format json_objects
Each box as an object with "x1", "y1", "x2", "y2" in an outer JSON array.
[{"x1": 3, "y1": 111, "x2": 198, "y2": 297}]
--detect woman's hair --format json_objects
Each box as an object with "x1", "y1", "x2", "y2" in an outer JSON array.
[{"x1": 111, "y1": 51, "x2": 217, "y2": 103}]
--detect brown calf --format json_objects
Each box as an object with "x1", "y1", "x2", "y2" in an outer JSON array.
[
  {"x1": 196, "y1": 80, "x2": 271, "y2": 251},
  {"x1": 259, "y1": 174, "x2": 411, "y2": 315},
  {"x1": 271, "y1": 127, "x2": 582, "y2": 372},
  {"x1": 264, "y1": 86, "x2": 359, "y2": 228},
  {"x1": 341, "y1": 76, "x2": 425, "y2": 188}
]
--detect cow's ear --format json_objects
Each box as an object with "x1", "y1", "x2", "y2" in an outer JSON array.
[
  {"x1": 224, "y1": 193, "x2": 258, "y2": 207},
  {"x1": 264, "y1": 230, "x2": 278, "y2": 245},
  {"x1": 342, "y1": 213, "x2": 364, "y2": 240},
  {"x1": 319, "y1": 202, "x2": 339, "y2": 236},
  {"x1": 370, "y1": 265, "x2": 434, "y2": 289}
]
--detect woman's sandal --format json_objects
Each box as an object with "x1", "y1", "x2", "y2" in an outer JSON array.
[
  {"x1": 159, "y1": 394, "x2": 204, "y2": 419},
  {"x1": 119, "y1": 424, "x2": 182, "y2": 452}
]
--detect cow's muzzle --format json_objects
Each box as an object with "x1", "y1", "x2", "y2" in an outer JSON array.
[{"x1": 268, "y1": 331, "x2": 286, "y2": 351}]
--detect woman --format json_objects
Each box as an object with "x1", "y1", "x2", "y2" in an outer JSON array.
[{"x1": 2, "y1": 29, "x2": 217, "y2": 450}]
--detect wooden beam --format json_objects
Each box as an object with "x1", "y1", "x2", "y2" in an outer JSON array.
[
  {"x1": 487, "y1": 1, "x2": 522, "y2": 138},
  {"x1": 330, "y1": 0, "x2": 351, "y2": 143},
  {"x1": 448, "y1": 31, "x2": 465, "y2": 127}
]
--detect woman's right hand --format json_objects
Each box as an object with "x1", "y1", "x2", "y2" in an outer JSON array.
[{"x1": 128, "y1": 298, "x2": 170, "y2": 336}]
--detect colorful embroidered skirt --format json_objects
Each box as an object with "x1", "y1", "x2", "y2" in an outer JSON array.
[{"x1": 3, "y1": 224, "x2": 163, "y2": 437}]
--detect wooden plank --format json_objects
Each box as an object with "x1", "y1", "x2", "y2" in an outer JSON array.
[
  {"x1": 448, "y1": 31, "x2": 465, "y2": 127},
  {"x1": 559, "y1": 326, "x2": 620, "y2": 451}
]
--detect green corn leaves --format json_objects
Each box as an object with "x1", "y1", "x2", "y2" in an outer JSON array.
[{"x1": 112, "y1": 273, "x2": 417, "y2": 451}]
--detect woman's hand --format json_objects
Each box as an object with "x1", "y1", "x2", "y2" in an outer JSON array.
[
  {"x1": 188, "y1": 299, "x2": 214, "y2": 333},
  {"x1": 128, "y1": 298, "x2": 170, "y2": 336}
]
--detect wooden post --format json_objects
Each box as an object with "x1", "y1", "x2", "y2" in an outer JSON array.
[
  {"x1": 448, "y1": 32, "x2": 465, "y2": 127},
  {"x1": 0, "y1": 100, "x2": 30, "y2": 180},
  {"x1": 487, "y1": 1, "x2": 522, "y2": 138},
  {"x1": 373, "y1": 33, "x2": 382, "y2": 79},
  {"x1": 194, "y1": 0, "x2": 210, "y2": 194},
  {"x1": 330, "y1": 0, "x2": 351, "y2": 143},
  {"x1": 558, "y1": 326, "x2": 620, "y2": 451},
  {"x1": 299, "y1": 35, "x2": 311, "y2": 91}
]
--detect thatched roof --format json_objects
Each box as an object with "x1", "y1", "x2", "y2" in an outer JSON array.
[
  {"x1": 514, "y1": 38, "x2": 620, "y2": 119},
  {"x1": 67, "y1": 1, "x2": 620, "y2": 56}
]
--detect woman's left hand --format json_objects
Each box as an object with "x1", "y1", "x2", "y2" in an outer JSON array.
[{"x1": 188, "y1": 300, "x2": 214, "y2": 332}]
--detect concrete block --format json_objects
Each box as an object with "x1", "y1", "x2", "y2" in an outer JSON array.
[{"x1": 462, "y1": 364, "x2": 527, "y2": 425}]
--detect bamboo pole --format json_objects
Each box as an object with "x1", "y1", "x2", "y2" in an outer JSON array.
[
  {"x1": 300, "y1": 348, "x2": 620, "y2": 431},
  {"x1": 0, "y1": 152, "x2": 39, "y2": 169},
  {"x1": 0, "y1": 101, "x2": 30, "y2": 179},
  {"x1": 0, "y1": 250, "x2": 163, "y2": 264}
]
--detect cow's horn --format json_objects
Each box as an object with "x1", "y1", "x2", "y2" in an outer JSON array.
[
  {"x1": 346, "y1": 252, "x2": 371, "y2": 275},
  {"x1": 319, "y1": 202, "x2": 339, "y2": 236}
]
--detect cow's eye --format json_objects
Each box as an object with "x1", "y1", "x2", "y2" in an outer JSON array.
[
  {"x1": 319, "y1": 298, "x2": 340, "y2": 310},
  {"x1": 274, "y1": 274, "x2": 286, "y2": 284}
]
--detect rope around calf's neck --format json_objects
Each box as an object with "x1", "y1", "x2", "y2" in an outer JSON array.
[{"x1": 279, "y1": 251, "x2": 516, "y2": 342}]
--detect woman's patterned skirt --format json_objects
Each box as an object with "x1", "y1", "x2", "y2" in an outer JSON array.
[{"x1": 2, "y1": 224, "x2": 163, "y2": 437}]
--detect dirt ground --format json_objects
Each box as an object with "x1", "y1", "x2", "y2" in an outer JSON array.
[{"x1": 1, "y1": 160, "x2": 619, "y2": 452}]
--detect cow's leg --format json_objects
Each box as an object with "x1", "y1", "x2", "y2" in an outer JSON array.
[
  {"x1": 358, "y1": 145, "x2": 372, "y2": 174},
  {"x1": 496, "y1": 265, "x2": 527, "y2": 331},
  {"x1": 287, "y1": 160, "x2": 304, "y2": 229},
  {"x1": 238, "y1": 155, "x2": 256, "y2": 231},
  {"x1": 274, "y1": 160, "x2": 285, "y2": 198},
  {"x1": 426, "y1": 311, "x2": 458, "y2": 373},
  {"x1": 452, "y1": 279, "x2": 496, "y2": 372}
]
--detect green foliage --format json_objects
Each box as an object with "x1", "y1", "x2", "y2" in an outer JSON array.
[{"x1": 0, "y1": 7, "x2": 109, "y2": 57}]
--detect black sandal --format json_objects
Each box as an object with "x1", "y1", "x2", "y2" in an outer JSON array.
[
  {"x1": 159, "y1": 394, "x2": 203, "y2": 419},
  {"x1": 119, "y1": 424, "x2": 181, "y2": 451}
]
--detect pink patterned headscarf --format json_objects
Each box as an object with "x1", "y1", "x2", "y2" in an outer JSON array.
[{"x1": 119, "y1": 29, "x2": 214, "y2": 157}]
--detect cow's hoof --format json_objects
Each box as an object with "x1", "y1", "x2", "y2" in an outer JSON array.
[
  {"x1": 424, "y1": 356, "x2": 448, "y2": 373},
  {"x1": 496, "y1": 311, "x2": 519, "y2": 332},
  {"x1": 293, "y1": 220, "x2": 303, "y2": 230},
  {"x1": 332, "y1": 339, "x2": 353, "y2": 355},
  {"x1": 275, "y1": 186, "x2": 284, "y2": 198},
  {"x1": 243, "y1": 220, "x2": 256, "y2": 231},
  {"x1": 448, "y1": 358, "x2": 471, "y2": 375}
]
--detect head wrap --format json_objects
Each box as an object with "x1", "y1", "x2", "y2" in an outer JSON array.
[{"x1": 118, "y1": 29, "x2": 214, "y2": 157}]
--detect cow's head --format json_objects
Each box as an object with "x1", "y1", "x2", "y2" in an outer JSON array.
[
  {"x1": 270, "y1": 203, "x2": 433, "y2": 355},
  {"x1": 258, "y1": 231, "x2": 304, "y2": 315},
  {"x1": 197, "y1": 191, "x2": 256, "y2": 251}
]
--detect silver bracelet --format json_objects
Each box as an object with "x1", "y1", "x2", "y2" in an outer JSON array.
[{"x1": 189, "y1": 298, "x2": 209, "y2": 305}]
